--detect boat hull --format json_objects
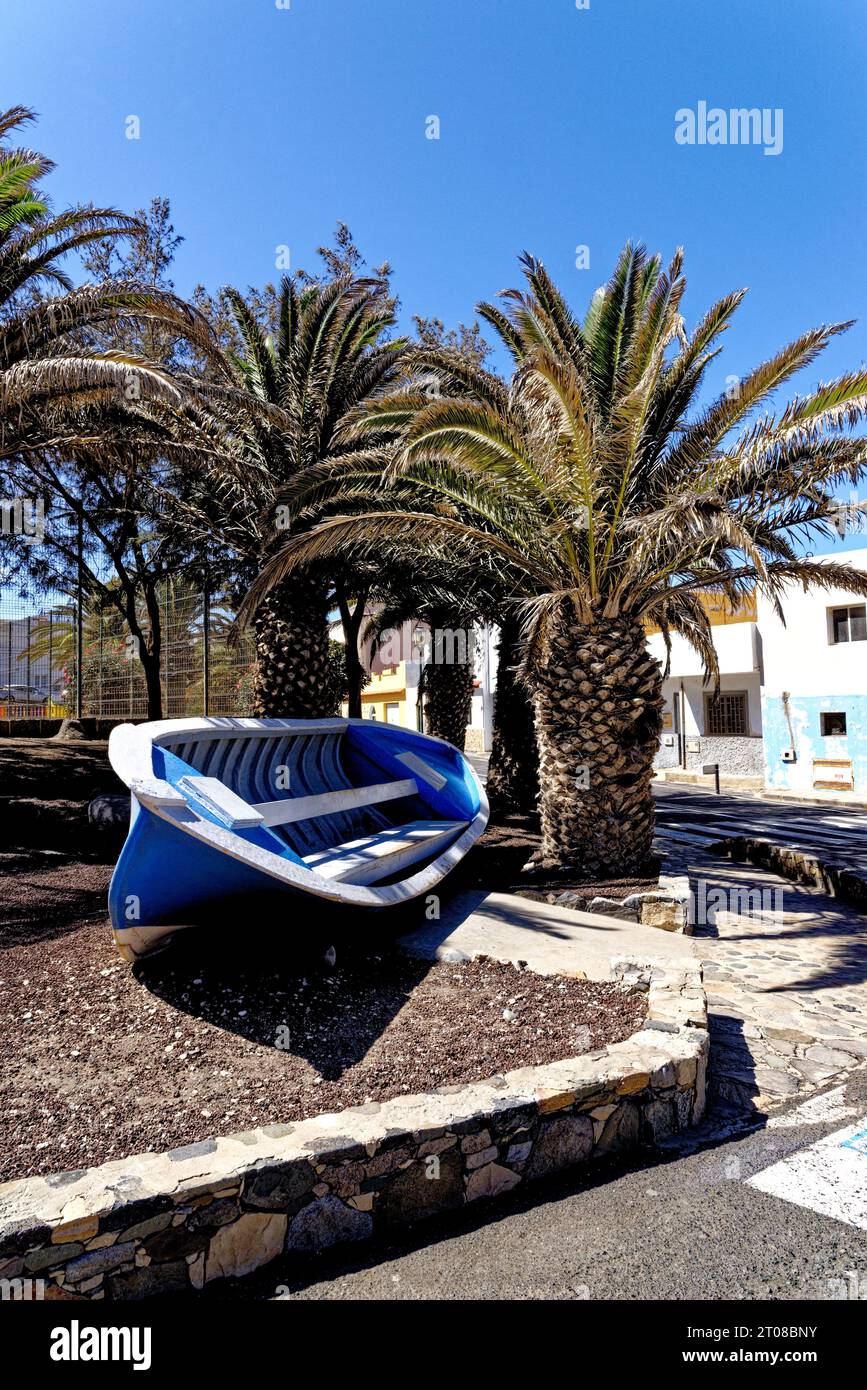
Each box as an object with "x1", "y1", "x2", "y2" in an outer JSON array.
[{"x1": 107, "y1": 717, "x2": 488, "y2": 961}]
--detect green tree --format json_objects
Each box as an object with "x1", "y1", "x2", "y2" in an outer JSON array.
[
  {"x1": 202, "y1": 272, "x2": 405, "y2": 716},
  {"x1": 0, "y1": 111, "x2": 220, "y2": 718},
  {"x1": 244, "y1": 244, "x2": 867, "y2": 873}
]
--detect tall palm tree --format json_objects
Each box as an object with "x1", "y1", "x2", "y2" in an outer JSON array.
[
  {"x1": 368, "y1": 578, "x2": 538, "y2": 810},
  {"x1": 239, "y1": 340, "x2": 541, "y2": 797},
  {"x1": 240, "y1": 244, "x2": 867, "y2": 874},
  {"x1": 208, "y1": 275, "x2": 404, "y2": 716},
  {"x1": 0, "y1": 106, "x2": 211, "y2": 464},
  {"x1": 485, "y1": 609, "x2": 539, "y2": 817},
  {"x1": 360, "y1": 564, "x2": 485, "y2": 749}
]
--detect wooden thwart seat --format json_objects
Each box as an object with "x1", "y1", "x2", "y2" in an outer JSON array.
[
  {"x1": 252, "y1": 778, "x2": 419, "y2": 828},
  {"x1": 302, "y1": 820, "x2": 468, "y2": 885},
  {"x1": 175, "y1": 774, "x2": 419, "y2": 831},
  {"x1": 170, "y1": 762, "x2": 467, "y2": 885}
]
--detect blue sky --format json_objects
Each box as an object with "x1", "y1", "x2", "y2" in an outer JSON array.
[{"x1": 4, "y1": 0, "x2": 867, "y2": 554}]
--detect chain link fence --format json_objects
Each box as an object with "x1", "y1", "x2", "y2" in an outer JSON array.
[{"x1": 0, "y1": 581, "x2": 257, "y2": 722}]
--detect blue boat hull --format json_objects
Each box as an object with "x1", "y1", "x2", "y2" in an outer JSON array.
[{"x1": 107, "y1": 717, "x2": 488, "y2": 961}]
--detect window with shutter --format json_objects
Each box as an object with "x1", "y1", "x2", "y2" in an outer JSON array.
[{"x1": 704, "y1": 691, "x2": 748, "y2": 736}]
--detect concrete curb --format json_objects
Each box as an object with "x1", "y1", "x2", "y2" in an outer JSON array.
[{"x1": 553, "y1": 848, "x2": 693, "y2": 935}]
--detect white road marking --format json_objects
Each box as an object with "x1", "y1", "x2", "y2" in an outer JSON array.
[
  {"x1": 747, "y1": 1114, "x2": 867, "y2": 1231},
  {"x1": 767, "y1": 1085, "x2": 859, "y2": 1130}
]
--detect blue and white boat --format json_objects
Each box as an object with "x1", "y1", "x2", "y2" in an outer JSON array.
[{"x1": 107, "y1": 716, "x2": 489, "y2": 961}]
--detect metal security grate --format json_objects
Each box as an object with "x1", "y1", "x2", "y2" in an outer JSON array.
[{"x1": 704, "y1": 691, "x2": 748, "y2": 737}]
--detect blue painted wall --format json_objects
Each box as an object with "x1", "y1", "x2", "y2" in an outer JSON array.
[{"x1": 761, "y1": 693, "x2": 867, "y2": 793}]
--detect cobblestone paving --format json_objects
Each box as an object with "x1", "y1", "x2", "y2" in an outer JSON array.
[
  {"x1": 472, "y1": 768, "x2": 867, "y2": 1132},
  {"x1": 687, "y1": 848, "x2": 867, "y2": 1126}
]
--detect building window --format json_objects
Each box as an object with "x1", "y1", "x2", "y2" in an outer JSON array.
[
  {"x1": 385, "y1": 702, "x2": 400, "y2": 724},
  {"x1": 830, "y1": 605, "x2": 867, "y2": 644},
  {"x1": 820, "y1": 711, "x2": 847, "y2": 736},
  {"x1": 704, "y1": 691, "x2": 748, "y2": 737}
]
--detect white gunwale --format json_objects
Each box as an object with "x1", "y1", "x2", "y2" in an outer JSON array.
[{"x1": 108, "y1": 717, "x2": 490, "y2": 919}]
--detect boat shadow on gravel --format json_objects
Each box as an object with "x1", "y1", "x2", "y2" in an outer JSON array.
[{"x1": 135, "y1": 900, "x2": 441, "y2": 1080}]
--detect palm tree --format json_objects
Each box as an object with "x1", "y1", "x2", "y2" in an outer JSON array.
[
  {"x1": 239, "y1": 339, "x2": 541, "y2": 795},
  {"x1": 0, "y1": 106, "x2": 212, "y2": 464},
  {"x1": 485, "y1": 609, "x2": 540, "y2": 817},
  {"x1": 240, "y1": 244, "x2": 867, "y2": 875},
  {"x1": 206, "y1": 275, "x2": 404, "y2": 716},
  {"x1": 418, "y1": 615, "x2": 476, "y2": 749},
  {"x1": 360, "y1": 564, "x2": 484, "y2": 749}
]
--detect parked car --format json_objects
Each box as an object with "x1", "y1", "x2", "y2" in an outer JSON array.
[{"x1": 0, "y1": 682, "x2": 48, "y2": 703}]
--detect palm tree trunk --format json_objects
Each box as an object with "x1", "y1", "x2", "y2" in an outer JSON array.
[
  {"x1": 531, "y1": 606, "x2": 663, "y2": 874},
  {"x1": 421, "y1": 614, "x2": 474, "y2": 749},
  {"x1": 486, "y1": 612, "x2": 539, "y2": 818},
  {"x1": 252, "y1": 574, "x2": 338, "y2": 718}
]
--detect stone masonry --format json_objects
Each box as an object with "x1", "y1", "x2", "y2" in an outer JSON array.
[{"x1": 0, "y1": 958, "x2": 707, "y2": 1300}]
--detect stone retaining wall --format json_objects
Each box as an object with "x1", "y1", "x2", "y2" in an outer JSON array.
[
  {"x1": 647, "y1": 846, "x2": 693, "y2": 933},
  {"x1": 719, "y1": 835, "x2": 867, "y2": 912},
  {"x1": 0, "y1": 958, "x2": 707, "y2": 1301},
  {"x1": 560, "y1": 847, "x2": 692, "y2": 933}
]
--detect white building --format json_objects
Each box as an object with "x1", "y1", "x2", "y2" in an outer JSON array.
[{"x1": 648, "y1": 548, "x2": 867, "y2": 797}]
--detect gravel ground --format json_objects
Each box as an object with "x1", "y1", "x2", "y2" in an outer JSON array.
[
  {"x1": 0, "y1": 926, "x2": 643, "y2": 1181},
  {"x1": 0, "y1": 739, "x2": 647, "y2": 1182},
  {"x1": 450, "y1": 813, "x2": 659, "y2": 905},
  {"x1": 0, "y1": 737, "x2": 118, "y2": 799},
  {"x1": 0, "y1": 850, "x2": 113, "y2": 948}
]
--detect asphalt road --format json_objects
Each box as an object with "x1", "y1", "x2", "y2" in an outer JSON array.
[
  {"x1": 202, "y1": 1069, "x2": 867, "y2": 1302},
  {"x1": 470, "y1": 753, "x2": 867, "y2": 871},
  {"x1": 653, "y1": 781, "x2": 867, "y2": 871}
]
